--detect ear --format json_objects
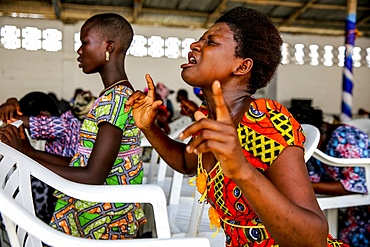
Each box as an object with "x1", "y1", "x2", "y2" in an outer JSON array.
[
  {"x1": 106, "y1": 40, "x2": 115, "y2": 53},
  {"x1": 233, "y1": 58, "x2": 253, "y2": 76}
]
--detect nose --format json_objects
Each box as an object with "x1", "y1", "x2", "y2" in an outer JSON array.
[
  {"x1": 77, "y1": 45, "x2": 82, "y2": 55},
  {"x1": 190, "y1": 40, "x2": 201, "y2": 51}
]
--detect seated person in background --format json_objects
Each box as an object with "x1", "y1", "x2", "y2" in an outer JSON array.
[
  {"x1": 47, "y1": 92, "x2": 73, "y2": 114},
  {"x1": 176, "y1": 89, "x2": 198, "y2": 120},
  {"x1": 290, "y1": 104, "x2": 370, "y2": 247},
  {"x1": 0, "y1": 91, "x2": 81, "y2": 223},
  {"x1": 155, "y1": 92, "x2": 171, "y2": 134},
  {"x1": 156, "y1": 82, "x2": 174, "y2": 122},
  {"x1": 70, "y1": 89, "x2": 97, "y2": 121},
  {"x1": 0, "y1": 92, "x2": 81, "y2": 157}
]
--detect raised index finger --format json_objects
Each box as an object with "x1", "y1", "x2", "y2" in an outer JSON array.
[
  {"x1": 212, "y1": 80, "x2": 233, "y2": 124},
  {"x1": 145, "y1": 74, "x2": 157, "y2": 99}
]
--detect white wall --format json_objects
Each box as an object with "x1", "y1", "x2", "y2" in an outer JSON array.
[
  {"x1": 278, "y1": 33, "x2": 370, "y2": 115},
  {"x1": 0, "y1": 16, "x2": 369, "y2": 116}
]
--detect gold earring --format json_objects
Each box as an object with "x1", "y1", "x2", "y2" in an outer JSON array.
[{"x1": 105, "y1": 51, "x2": 109, "y2": 61}]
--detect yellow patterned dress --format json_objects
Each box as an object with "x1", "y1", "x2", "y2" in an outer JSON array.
[
  {"x1": 197, "y1": 98, "x2": 349, "y2": 247},
  {"x1": 50, "y1": 85, "x2": 146, "y2": 239}
]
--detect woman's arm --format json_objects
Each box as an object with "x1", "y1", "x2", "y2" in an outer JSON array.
[
  {"x1": 0, "y1": 123, "x2": 121, "y2": 185},
  {"x1": 181, "y1": 81, "x2": 328, "y2": 247},
  {"x1": 126, "y1": 74, "x2": 198, "y2": 175},
  {"x1": 312, "y1": 181, "x2": 352, "y2": 195},
  {"x1": 34, "y1": 122, "x2": 122, "y2": 184}
]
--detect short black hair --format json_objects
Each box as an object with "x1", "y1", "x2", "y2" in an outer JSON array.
[
  {"x1": 176, "y1": 89, "x2": 188, "y2": 102},
  {"x1": 19, "y1": 92, "x2": 61, "y2": 117},
  {"x1": 83, "y1": 13, "x2": 133, "y2": 53},
  {"x1": 215, "y1": 7, "x2": 282, "y2": 94}
]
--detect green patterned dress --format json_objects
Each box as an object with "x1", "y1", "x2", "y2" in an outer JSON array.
[{"x1": 50, "y1": 85, "x2": 146, "y2": 239}]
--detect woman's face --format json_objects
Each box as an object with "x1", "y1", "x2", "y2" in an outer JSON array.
[
  {"x1": 180, "y1": 22, "x2": 241, "y2": 88},
  {"x1": 76, "y1": 24, "x2": 106, "y2": 74}
]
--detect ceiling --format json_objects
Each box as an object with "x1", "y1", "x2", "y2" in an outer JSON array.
[{"x1": 1, "y1": 0, "x2": 370, "y2": 37}]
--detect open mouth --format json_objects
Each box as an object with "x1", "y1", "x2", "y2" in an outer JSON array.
[
  {"x1": 188, "y1": 53, "x2": 197, "y2": 64},
  {"x1": 180, "y1": 52, "x2": 197, "y2": 69}
]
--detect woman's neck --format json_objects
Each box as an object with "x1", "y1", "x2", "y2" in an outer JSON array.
[{"x1": 203, "y1": 88, "x2": 252, "y2": 126}]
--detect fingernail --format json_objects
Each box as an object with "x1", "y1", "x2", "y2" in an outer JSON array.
[
  {"x1": 186, "y1": 146, "x2": 191, "y2": 153},
  {"x1": 179, "y1": 133, "x2": 184, "y2": 139},
  {"x1": 215, "y1": 80, "x2": 220, "y2": 88}
]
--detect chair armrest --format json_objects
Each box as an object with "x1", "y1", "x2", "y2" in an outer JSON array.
[
  {"x1": 312, "y1": 149, "x2": 370, "y2": 167},
  {"x1": 0, "y1": 189, "x2": 209, "y2": 247},
  {"x1": 0, "y1": 142, "x2": 171, "y2": 238}
]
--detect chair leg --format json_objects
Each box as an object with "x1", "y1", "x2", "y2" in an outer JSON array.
[{"x1": 325, "y1": 209, "x2": 338, "y2": 238}]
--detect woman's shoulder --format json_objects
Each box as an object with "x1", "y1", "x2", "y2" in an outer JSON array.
[
  {"x1": 245, "y1": 98, "x2": 291, "y2": 121},
  {"x1": 101, "y1": 85, "x2": 133, "y2": 99},
  {"x1": 241, "y1": 98, "x2": 304, "y2": 146}
]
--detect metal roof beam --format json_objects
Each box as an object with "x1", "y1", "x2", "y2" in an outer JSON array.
[
  {"x1": 204, "y1": 0, "x2": 228, "y2": 27},
  {"x1": 280, "y1": 0, "x2": 317, "y2": 27},
  {"x1": 51, "y1": 0, "x2": 61, "y2": 19},
  {"x1": 230, "y1": 0, "x2": 370, "y2": 11},
  {"x1": 132, "y1": 0, "x2": 143, "y2": 23}
]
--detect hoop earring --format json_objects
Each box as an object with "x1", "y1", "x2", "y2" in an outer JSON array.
[{"x1": 105, "y1": 51, "x2": 110, "y2": 61}]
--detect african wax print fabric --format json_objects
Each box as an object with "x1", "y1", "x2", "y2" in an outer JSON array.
[
  {"x1": 29, "y1": 110, "x2": 81, "y2": 157},
  {"x1": 50, "y1": 85, "x2": 146, "y2": 240},
  {"x1": 29, "y1": 110, "x2": 81, "y2": 223},
  {"x1": 198, "y1": 98, "x2": 349, "y2": 247}
]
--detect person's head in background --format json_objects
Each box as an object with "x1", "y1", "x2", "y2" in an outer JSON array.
[
  {"x1": 19, "y1": 92, "x2": 61, "y2": 117},
  {"x1": 181, "y1": 7, "x2": 282, "y2": 96},
  {"x1": 156, "y1": 82, "x2": 174, "y2": 101},
  {"x1": 288, "y1": 104, "x2": 342, "y2": 149},
  {"x1": 176, "y1": 89, "x2": 188, "y2": 103},
  {"x1": 77, "y1": 13, "x2": 133, "y2": 79}
]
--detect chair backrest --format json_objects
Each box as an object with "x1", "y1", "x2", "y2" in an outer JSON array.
[
  {"x1": 301, "y1": 124, "x2": 320, "y2": 162},
  {"x1": 312, "y1": 148, "x2": 370, "y2": 237},
  {"x1": 169, "y1": 116, "x2": 193, "y2": 134},
  {"x1": 313, "y1": 148, "x2": 370, "y2": 210},
  {"x1": 344, "y1": 118, "x2": 370, "y2": 137},
  {"x1": 0, "y1": 142, "x2": 211, "y2": 246}
]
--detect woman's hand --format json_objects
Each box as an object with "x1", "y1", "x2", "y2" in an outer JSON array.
[
  {"x1": 0, "y1": 98, "x2": 23, "y2": 123},
  {"x1": 179, "y1": 80, "x2": 248, "y2": 179},
  {"x1": 0, "y1": 124, "x2": 34, "y2": 156},
  {"x1": 180, "y1": 99, "x2": 199, "y2": 120},
  {"x1": 125, "y1": 74, "x2": 163, "y2": 131},
  {"x1": 0, "y1": 124, "x2": 31, "y2": 152}
]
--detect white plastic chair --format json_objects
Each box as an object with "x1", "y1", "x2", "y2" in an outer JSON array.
[
  {"x1": 301, "y1": 124, "x2": 320, "y2": 162},
  {"x1": 0, "y1": 141, "x2": 210, "y2": 247},
  {"x1": 312, "y1": 148, "x2": 370, "y2": 238},
  {"x1": 168, "y1": 116, "x2": 193, "y2": 134}
]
